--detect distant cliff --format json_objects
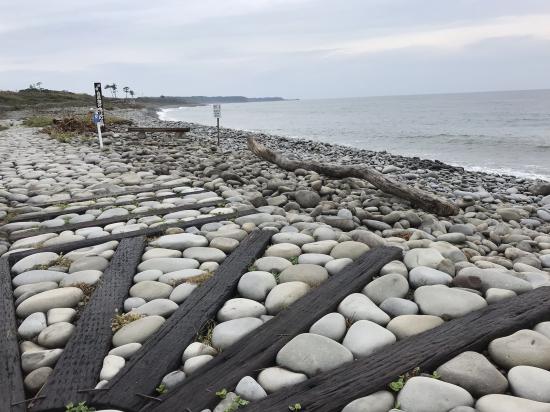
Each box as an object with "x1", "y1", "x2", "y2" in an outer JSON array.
[{"x1": 136, "y1": 95, "x2": 286, "y2": 105}]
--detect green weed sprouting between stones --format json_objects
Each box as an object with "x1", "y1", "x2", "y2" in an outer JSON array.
[
  {"x1": 271, "y1": 271, "x2": 280, "y2": 282},
  {"x1": 23, "y1": 115, "x2": 54, "y2": 127},
  {"x1": 65, "y1": 401, "x2": 95, "y2": 412},
  {"x1": 430, "y1": 371, "x2": 441, "y2": 379},
  {"x1": 389, "y1": 367, "x2": 421, "y2": 392},
  {"x1": 32, "y1": 255, "x2": 72, "y2": 271},
  {"x1": 111, "y1": 312, "x2": 143, "y2": 332},
  {"x1": 224, "y1": 396, "x2": 249, "y2": 412},
  {"x1": 49, "y1": 130, "x2": 75, "y2": 143},
  {"x1": 155, "y1": 383, "x2": 168, "y2": 395},
  {"x1": 197, "y1": 319, "x2": 217, "y2": 347},
  {"x1": 288, "y1": 256, "x2": 299, "y2": 265},
  {"x1": 216, "y1": 388, "x2": 228, "y2": 399},
  {"x1": 289, "y1": 403, "x2": 302, "y2": 411},
  {"x1": 389, "y1": 368, "x2": 441, "y2": 394}
]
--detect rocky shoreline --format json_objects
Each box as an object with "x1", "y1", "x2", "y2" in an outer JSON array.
[{"x1": 1, "y1": 106, "x2": 550, "y2": 412}]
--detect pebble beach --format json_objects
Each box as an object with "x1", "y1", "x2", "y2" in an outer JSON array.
[{"x1": 1, "y1": 106, "x2": 550, "y2": 412}]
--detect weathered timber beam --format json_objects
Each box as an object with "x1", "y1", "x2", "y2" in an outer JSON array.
[
  {"x1": 7, "y1": 208, "x2": 258, "y2": 265},
  {"x1": 246, "y1": 285, "x2": 550, "y2": 412},
  {"x1": 147, "y1": 246, "x2": 402, "y2": 412},
  {"x1": 92, "y1": 230, "x2": 275, "y2": 412},
  {"x1": 28, "y1": 237, "x2": 146, "y2": 412},
  {"x1": 10, "y1": 200, "x2": 221, "y2": 241},
  {"x1": 0, "y1": 257, "x2": 26, "y2": 412}
]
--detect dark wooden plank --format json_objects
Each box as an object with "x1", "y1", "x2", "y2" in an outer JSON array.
[
  {"x1": 11, "y1": 182, "x2": 201, "y2": 210},
  {"x1": 146, "y1": 246, "x2": 402, "y2": 412},
  {"x1": 10, "y1": 190, "x2": 205, "y2": 223},
  {"x1": 0, "y1": 257, "x2": 26, "y2": 412},
  {"x1": 127, "y1": 127, "x2": 190, "y2": 132},
  {"x1": 245, "y1": 285, "x2": 550, "y2": 412},
  {"x1": 10, "y1": 200, "x2": 222, "y2": 241},
  {"x1": 92, "y1": 230, "x2": 274, "y2": 412},
  {"x1": 27, "y1": 236, "x2": 146, "y2": 412},
  {"x1": 7, "y1": 208, "x2": 258, "y2": 265}
]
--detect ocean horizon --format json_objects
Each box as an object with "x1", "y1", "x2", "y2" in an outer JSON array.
[{"x1": 159, "y1": 89, "x2": 550, "y2": 180}]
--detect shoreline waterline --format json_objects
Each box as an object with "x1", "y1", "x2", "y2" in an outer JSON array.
[{"x1": 157, "y1": 106, "x2": 550, "y2": 182}]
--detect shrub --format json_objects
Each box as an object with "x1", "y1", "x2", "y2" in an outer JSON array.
[{"x1": 23, "y1": 116, "x2": 54, "y2": 127}]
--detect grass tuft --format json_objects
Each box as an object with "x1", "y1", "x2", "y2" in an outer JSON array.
[
  {"x1": 23, "y1": 115, "x2": 54, "y2": 127},
  {"x1": 111, "y1": 312, "x2": 143, "y2": 332},
  {"x1": 196, "y1": 319, "x2": 217, "y2": 347}
]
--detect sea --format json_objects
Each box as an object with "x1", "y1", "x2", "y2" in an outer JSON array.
[{"x1": 158, "y1": 89, "x2": 550, "y2": 180}]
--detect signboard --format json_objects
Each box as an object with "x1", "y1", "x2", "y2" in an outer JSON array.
[
  {"x1": 92, "y1": 113, "x2": 102, "y2": 124},
  {"x1": 93, "y1": 82, "x2": 105, "y2": 126},
  {"x1": 213, "y1": 104, "x2": 221, "y2": 118}
]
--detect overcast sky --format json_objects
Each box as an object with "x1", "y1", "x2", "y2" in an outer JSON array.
[{"x1": 1, "y1": 0, "x2": 550, "y2": 98}]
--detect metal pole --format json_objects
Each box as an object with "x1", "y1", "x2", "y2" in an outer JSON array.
[
  {"x1": 97, "y1": 123, "x2": 104, "y2": 149},
  {"x1": 217, "y1": 118, "x2": 220, "y2": 146}
]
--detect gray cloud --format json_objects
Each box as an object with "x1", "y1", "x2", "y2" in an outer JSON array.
[{"x1": 1, "y1": 0, "x2": 550, "y2": 98}]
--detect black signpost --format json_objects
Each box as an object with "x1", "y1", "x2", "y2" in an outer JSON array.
[
  {"x1": 93, "y1": 82, "x2": 104, "y2": 149},
  {"x1": 93, "y1": 82, "x2": 105, "y2": 125}
]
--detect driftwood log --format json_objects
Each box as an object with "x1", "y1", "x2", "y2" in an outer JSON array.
[{"x1": 247, "y1": 137, "x2": 459, "y2": 216}]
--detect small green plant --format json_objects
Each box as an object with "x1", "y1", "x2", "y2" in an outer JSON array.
[
  {"x1": 156, "y1": 383, "x2": 168, "y2": 394},
  {"x1": 289, "y1": 403, "x2": 302, "y2": 411},
  {"x1": 389, "y1": 367, "x2": 421, "y2": 392},
  {"x1": 49, "y1": 130, "x2": 75, "y2": 143},
  {"x1": 389, "y1": 376, "x2": 405, "y2": 392},
  {"x1": 216, "y1": 388, "x2": 228, "y2": 399},
  {"x1": 23, "y1": 115, "x2": 54, "y2": 127},
  {"x1": 224, "y1": 396, "x2": 249, "y2": 412},
  {"x1": 247, "y1": 264, "x2": 257, "y2": 271},
  {"x1": 288, "y1": 256, "x2": 299, "y2": 264},
  {"x1": 65, "y1": 401, "x2": 95, "y2": 412},
  {"x1": 111, "y1": 312, "x2": 143, "y2": 332},
  {"x1": 430, "y1": 371, "x2": 441, "y2": 380}
]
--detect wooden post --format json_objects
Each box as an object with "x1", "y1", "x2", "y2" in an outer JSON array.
[{"x1": 217, "y1": 117, "x2": 220, "y2": 146}]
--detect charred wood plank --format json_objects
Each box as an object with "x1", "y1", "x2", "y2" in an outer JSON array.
[
  {"x1": 27, "y1": 236, "x2": 146, "y2": 412},
  {"x1": 148, "y1": 246, "x2": 402, "y2": 412},
  {"x1": 246, "y1": 285, "x2": 550, "y2": 412},
  {"x1": 248, "y1": 136, "x2": 459, "y2": 216},
  {"x1": 10, "y1": 190, "x2": 205, "y2": 223},
  {"x1": 92, "y1": 230, "x2": 274, "y2": 412},
  {"x1": 0, "y1": 257, "x2": 26, "y2": 412},
  {"x1": 11, "y1": 182, "x2": 200, "y2": 210},
  {"x1": 10, "y1": 200, "x2": 222, "y2": 241},
  {"x1": 7, "y1": 208, "x2": 258, "y2": 265}
]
